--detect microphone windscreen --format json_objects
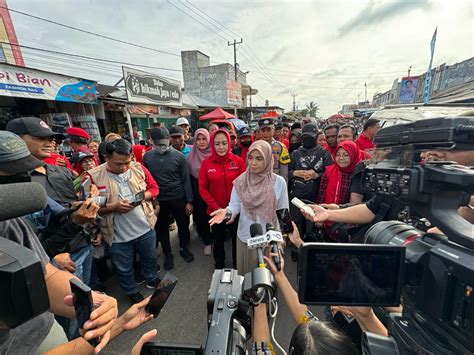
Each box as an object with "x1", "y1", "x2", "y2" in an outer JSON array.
[
  {"x1": 250, "y1": 223, "x2": 263, "y2": 238},
  {"x1": 266, "y1": 222, "x2": 275, "y2": 231},
  {"x1": 0, "y1": 183, "x2": 48, "y2": 221}
]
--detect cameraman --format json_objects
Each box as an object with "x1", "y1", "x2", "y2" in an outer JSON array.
[{"x1": 301, "y1": 147, "x2": 474, "y2": 233}]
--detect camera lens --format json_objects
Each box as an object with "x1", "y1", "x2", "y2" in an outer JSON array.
[{"x1": 365, "y1": 221, "x2": 423, "y2": 246}]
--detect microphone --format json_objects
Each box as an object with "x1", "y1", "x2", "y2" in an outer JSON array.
[
  {"x1": 266, "y1": 223, "x2": 282, "y2": 271},
  {"x1": 0, "y1": 183, "x2": 48, "y2": 221},
  {"x1": 248, "y1": 223, "x2": 266, "y2": 268}
]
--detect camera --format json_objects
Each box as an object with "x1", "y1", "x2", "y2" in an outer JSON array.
[{"x1": 297, "y1": 117, "x2": 474, "y2": 354}]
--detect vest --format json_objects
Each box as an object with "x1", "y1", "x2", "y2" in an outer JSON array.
[
  {"x1": 270, "y1": 139, "x2": 290, "y2": 174},
  {"x1": 88, "y1": 162, "x2": 157, "y2": 246}
]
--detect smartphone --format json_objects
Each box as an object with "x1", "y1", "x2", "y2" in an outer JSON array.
[
  {"x1": 80, "y1": 178, "x2": 91, "y2": 201},
  {"x1": 298, "y1": 243, "x2": 405, "y2": 307},
  {"x1": 291, "y1": 197, "x2": 316, "y2": 217},
  {"x1": 69, "y1": 278, "x2": 99, "y2": 346},
  {"x1": 277, "y1": 208, "x2": 294, "y2": 233},
  {"x1": 132, "y1": 191, "x2": 145, "y2": 207},
  {"x1": 145, "y1": 273, "x2": 178, "y2": 317}
]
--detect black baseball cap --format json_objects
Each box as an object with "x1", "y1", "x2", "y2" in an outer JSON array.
[
  {"x1": 73, "y1": 150, "x2": 95, "y2": 163},
  {"x1": 237, "y1": 126, "x2": 252, "y2": 138},
  {"x1": 169, "y1": 125, "x2": 184, "y2": 137},
  {"x1": 258, "y1": 118, "x2": 275, "y2": 128},
  {"x1": 6, "y1": 117, "x2": 65, "y2": 139},
  {"x1": 151, "y1": 127, "x2": 170, "y2": 145},
  {"x1": 0, "y1": 131, "x2": 43, "y2": 174},
  {"x1": 301, "y1": 123, "x2": 318, "y2": 138}
]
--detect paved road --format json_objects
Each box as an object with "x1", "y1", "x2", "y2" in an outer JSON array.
[{"x1": 103, "y1": 224, "x2": 323, "y2": 354}]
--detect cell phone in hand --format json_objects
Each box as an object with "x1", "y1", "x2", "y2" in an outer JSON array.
[
  {"x1": 80, "y1": 178, "x2": 91, "y2": 201},
  {"x1": 277, "y1": 208, "x2": 294, "y2": 233},
  {"x1": 145, "y1": 273, "x2": 178, "y2": 318},
  {"x1": 291, "y1": 197, "x2": 316, "y2": 217},
  {"x1": 69, "y1": 278, "x2": 99, "y2": 346},
  {"x1": 132, "y1": 191, "x2": 145, "y2": 207}
]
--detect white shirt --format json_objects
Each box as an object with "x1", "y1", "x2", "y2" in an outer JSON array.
[{"x1": 227, "y1": 175, "x2": 289, "y2": 242}]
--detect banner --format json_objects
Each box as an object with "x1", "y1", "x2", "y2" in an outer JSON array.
[
  {"x1": 226, "y1": 79, "x2": 242, "y2": 107},
  {"x1": 123, "y1": 66, "x2": 182, "y2": 106},
  {"x1": 0, "y1": 63, "x2": 97, "y2": 103},
  {"x1": 398, "y1": 76, "x2": 419, "y2": 104}
]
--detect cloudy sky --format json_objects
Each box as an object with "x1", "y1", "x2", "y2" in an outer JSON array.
[{"x1": 8, "y1": 0, "x2": 473, "y2": 117}]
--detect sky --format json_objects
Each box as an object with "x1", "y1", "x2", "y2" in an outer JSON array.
[{"x1": 8, "y1": 0, "x2": 474, "y2": 117}]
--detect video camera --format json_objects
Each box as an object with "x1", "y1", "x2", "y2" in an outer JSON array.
[
  {"x1": 297, "y1": 117, "x2": 474, "y2": 354},
  {"x1": 141, "y1": 223, "x2": 283, "y2": 355}
]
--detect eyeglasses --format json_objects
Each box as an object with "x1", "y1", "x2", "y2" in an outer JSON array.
[{"x1": 336, "y1": 153, "x2": 350, "y2": 159}]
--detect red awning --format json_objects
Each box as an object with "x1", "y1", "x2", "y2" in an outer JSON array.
[
  {"x1": 199, "y1": 107, "x2": 235, "y2": 121},
  {"x1": 260, "y1": 110, "x2": 279, "y2": 118}
]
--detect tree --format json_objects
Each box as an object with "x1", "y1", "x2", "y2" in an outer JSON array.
[{"x1": 305, "y1": 101, "x2": 319, "y2": 117}]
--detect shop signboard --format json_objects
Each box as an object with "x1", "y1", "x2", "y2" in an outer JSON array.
[
  {"x1": 0, "y1": 63, "x2": 97, "y2": 103},
  {"x1": 226, "y1": 79, "x2": 242, "y2": 107},
  {"x1": 123, "y1": 66, "x2": 182, "y2": 106}
]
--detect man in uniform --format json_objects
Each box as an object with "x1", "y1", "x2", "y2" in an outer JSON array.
[{"x1": 257, "y1": 118, "x2": 291, "y2": 183}]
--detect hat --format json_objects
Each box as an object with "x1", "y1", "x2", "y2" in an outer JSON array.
[
  {"x1": 0, "y1": 131, "x2": 43, "y2": 174},
  {"x1": 275, "y1": 121, "x2": 283, "y2": 129},
  {"x1": 237, "y1": 126, "x2": 252, "y2": 138},
  {"x1": 176, "y1": 117, "x2": 189, "y2": 126},
  {"x1": 169, "y1": 125, "x2": 184, "y2": 137},
  {"x1": 151, "y1": 127, "x2": 170, "y2": 145},
  {"x1": 258, "y1": 118, "x2": 275, "y2": 128},
  {"x1": 301, "y1": 123, "x2": 318, "y2": 137},
  {"x1": 73, "y1": 150, "x2": 95, "y2": 163},
  {"x1": 67, "y1": 127, "x2": 90, "y2": 139},
  {"x1": 6, "y1": 117, "x2": 65, "y2": 139}
]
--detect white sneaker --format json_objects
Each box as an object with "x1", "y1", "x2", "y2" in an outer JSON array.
[{"x1": 203, "y1": 245, "x2": 212, "y2": 256}]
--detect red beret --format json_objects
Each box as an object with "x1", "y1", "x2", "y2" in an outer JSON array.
[{"x1": 67, "y1": 127, "x2": 90, "y2": 139}]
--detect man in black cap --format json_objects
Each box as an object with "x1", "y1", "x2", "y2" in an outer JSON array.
[
  {"x1": 233, "y1": 126, "x2": 253, "y2": 162},
  {"x1": 289, "y1": 123, "x2": 333, "y2": 244},
  {"x1": 257, "y1": 118, "x2": 291, "y2": 183},
  {"x1": 169, "y1": 125, "x2": 192, "y2": 158},
  {"x1": 143, "y1": 127, "x2": 194, "y2": 270},
  {"x1": 6, "y1": 117, "x2": 78, "y2": 205}
]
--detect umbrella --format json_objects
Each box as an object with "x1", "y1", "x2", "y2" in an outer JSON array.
[
  {"x1": 327, "y1": 113, "x2": 345, "y2": 121},
  {"x1": 199, "y1": 107, "x2": 235, "y2": 121},
  {"x1": 261, "y1": 110, "x2": 279, "y2": 118}
]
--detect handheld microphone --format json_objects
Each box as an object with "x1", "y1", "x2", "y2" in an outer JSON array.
[
  {"x1": 0, "y1": 183, "x2": 48, "y2": 221},
  {"x1": 266, "y1": 223, "x2": 282, "y2": 271},
  {"x1": 248, "y1": 223, "x2": 265, "y2": 268}
]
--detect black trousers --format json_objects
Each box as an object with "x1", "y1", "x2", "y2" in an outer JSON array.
[
  {"x1": 155, "y1": 197, "x2": 190, "y2": 255},
  {"x1": 190, "y1": 176, "x2": 212, "y2": 245},
  {"x1": 211, "y1": 218, "x2": 238, "y2": 269}
]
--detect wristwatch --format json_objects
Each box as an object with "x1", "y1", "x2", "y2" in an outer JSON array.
[{"x1": 224, "y1": 208, "x2": 232, "y2": 221}]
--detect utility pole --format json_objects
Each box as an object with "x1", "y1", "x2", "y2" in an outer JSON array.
[
  {"x1": 364, "y1": 82, "x2": 367, "y2": 104},
  {"x1": 357, "y1": 93, "x2": 360, "y2": 105},
  {"x1": 228, "y1": 38, "x2": 243, "y2": 81},
  {"x1": 408, "y1": 65, "x2": 412, "y2": 77},
  {"x1": 292, "y1": 94, "x2": 297, "y2": 111}
]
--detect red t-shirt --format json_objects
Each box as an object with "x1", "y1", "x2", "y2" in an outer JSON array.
[
  {"x1": 355, "y1": 133, "x2": 375, "y2": 151},
  {"x1": 43, "y1": 153, "x2": 76, "y2": 173}
]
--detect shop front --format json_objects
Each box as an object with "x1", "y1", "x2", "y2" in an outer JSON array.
[{"x1": 0, "y1": 63, "x2": 100, "y2": 140}]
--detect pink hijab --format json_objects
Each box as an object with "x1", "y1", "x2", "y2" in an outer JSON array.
[
  {"x1": 233, "y1": 140, "x2": 277, "y2": 224},
  {"x1": 187, "y1": 128, "x2": 211, "y2": 178}
]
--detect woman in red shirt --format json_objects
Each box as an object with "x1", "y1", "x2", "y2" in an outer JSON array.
[
  {"x1": 199, "y1": 129, "x2": 246, "y2": 269},
  {"x1": 316, "y1": 141, "x2": 361, "y2": 241}
]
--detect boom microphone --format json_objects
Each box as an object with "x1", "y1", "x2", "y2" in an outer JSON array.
[
  {"x1": 266, "y1": 223, "x2": 282, "y2": 272},
  {"x1": 0, "y1": 183, "x2": 48, "y2": 221}
]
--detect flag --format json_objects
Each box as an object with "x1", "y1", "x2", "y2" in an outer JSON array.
[{"x1": 423, "y1": 27, "x2": 437, "y2": 104}]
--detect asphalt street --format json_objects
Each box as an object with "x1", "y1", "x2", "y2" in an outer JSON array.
[{"x1": 101, "y1": 222, "x2": 324, "y2": 354}]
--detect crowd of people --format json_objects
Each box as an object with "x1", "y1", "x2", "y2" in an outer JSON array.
[{"x1": 3, "y1": 111, "x2": 472, "y2": 355}]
